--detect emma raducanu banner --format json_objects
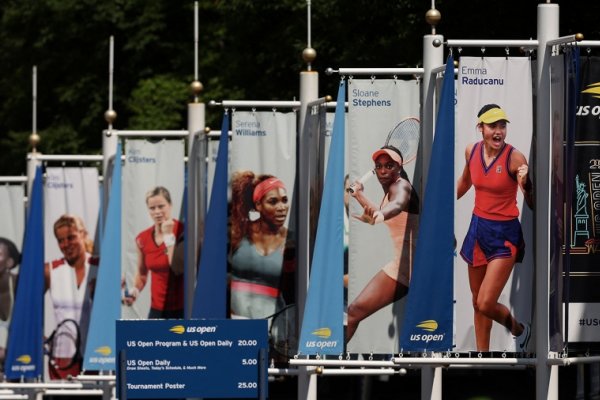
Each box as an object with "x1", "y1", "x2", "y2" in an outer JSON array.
[
  {"x1": 121, "y1": 139, "x2": 185, "y2": 320},
  {"x1": 455, "y1": 57, "x2": 534, "y2": 352},
  {"x1": 346, "y1": 78, "x2": 420, "y2": 354},
  {"x1": 563, "y1": 55, "x2": 600, "y2": 350}
]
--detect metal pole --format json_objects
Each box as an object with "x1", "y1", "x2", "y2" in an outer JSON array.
[
  {"x1": 102, "y1": 36, "x2": 118, "y2": 218},
  {"x1": 258, "y1": 348, "x2": 268, "y2": 400},
  {"x1": 32, "y1": 66, "x2": 37, "y2": 141},
  {"x1": 297, "y1": 69, "x2": 319, "y2": 400},
  {"x1": 421, "y1": 30, "x2": 443, "y2": 400},
  {"x1": 536, "y1": 3, "x2": 559, "y2": 400},
  {"x1": 102, "y1": 36, "x2": 118, "y2": 178},
  {"x1": 186, "y1": 101, "x2": 205, "y2": 318}
]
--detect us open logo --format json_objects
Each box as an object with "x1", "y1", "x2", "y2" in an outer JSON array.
[
  {"x1": 576, "y1": 82, "x2": 600, "y2": 118},
  {"x1": 409, "y1": 320, "x2": 446, "y2": 343}
]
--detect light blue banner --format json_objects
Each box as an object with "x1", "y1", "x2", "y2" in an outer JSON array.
[
  {"x1": 298, "y1": 81, "x2": 346, "y2": 355},
  {"x1": 83, "y1": 143, "x2": 123, "y2": 370}
]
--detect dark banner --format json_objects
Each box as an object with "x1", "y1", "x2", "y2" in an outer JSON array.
[{"x1": 565, "y1": 55, "x2": 600, "y2": 349}]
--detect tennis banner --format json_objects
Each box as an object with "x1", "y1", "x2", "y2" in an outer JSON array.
[
  {"x1": 228, "y1": 109, "x2": 297, "y2": 361},
  {"x1": 400, "y1": 56, "x2": 455, "y2": 352},
  {"x1": 84, "y1": 144, "x2": 123, "y2": 371},
  {"x1": 0, "y1": 183, "x2": 25, "y2": 249},
  {"x1": 43, "y1": 167, "x2": 100, "y2": 261},
  {"x1": 5, "y1": 166, "x2": 44, "y2": 379},
  {"x1": 346, "y1": 78, "x2": 420, "y2": 354},
  {"x1": 192, "y1": 112, "x2": 230, "y2": 318},
  {"x1": 298, "y1": 81, "x2": 346, "y2": 355},
  {"x1": 455, "y1": 57, "x2": 534, "y2": 352},
  {"x1": 42, "y1": 166, "x2": 100, "y2": 378},
  {"x1": 228, "y1": 111, "x2": 296, "y2": 317},
  {"x1": 563, "y1": 55, "x2": 600, "y2": 350},
  {"x1": 121, "y1": 139, "x2": 185, "y2": 320},
  {"x1": 0, "y1": 182, "x2": 24, "y2": 375}
]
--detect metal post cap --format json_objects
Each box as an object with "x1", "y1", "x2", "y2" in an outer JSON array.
[
  {"x1": 104, "y1": 109, "x2": 117, "y2": 124},
  {"x1": 190, "y1": 80, "x2": 204, "y2": 95},
  {"x1": 29, "y1": 132, "x2": 41, "y2": 149},
  {"x1": 425, "y1": 8, "x2": 441, "y2": 26},
  {"x1": 302, "y1": 47, "x2": 317, "y2": 63}
]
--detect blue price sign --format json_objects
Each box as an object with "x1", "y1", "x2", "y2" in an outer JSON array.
[{"x1": 116, "y1": 319, "x2": 268, "y2": 399}]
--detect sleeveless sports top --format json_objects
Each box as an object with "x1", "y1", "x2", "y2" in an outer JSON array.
[
  {"x1": 136, "y1": 220, "x2": 184, "y2": 311},
  {"x1": 469, "y1": 141, "x2": 519, "y2": 220},
  {"x1": 230, "y1": 237, "x2": 284, "y2": 288}
]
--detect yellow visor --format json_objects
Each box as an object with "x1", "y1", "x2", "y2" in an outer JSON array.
[{"x1": 478, "y1": 108, "x2": 510, "y2": 124}]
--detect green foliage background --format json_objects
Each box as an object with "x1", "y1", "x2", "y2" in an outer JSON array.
[{"x1": 0, "y1": 0, "x2": 599, "y2": 175}]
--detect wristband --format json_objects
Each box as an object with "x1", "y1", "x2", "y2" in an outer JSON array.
[
  {"x1": 163, "y1": 233, "x2": 176, "y2": 247},
  {"x1": 373, "y1": 211, "x2": 384, "y2": 224},
  {"x1": 127, "y1": 287, "x2": 139, "y2": 299}
]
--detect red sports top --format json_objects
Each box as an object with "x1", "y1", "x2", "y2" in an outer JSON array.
[
  {"x1": 136, "y1": 220, "x2": 184, "y2": 311},
  {"x1": 468, "y1": 141, "x2": 519, "y2": 221}
]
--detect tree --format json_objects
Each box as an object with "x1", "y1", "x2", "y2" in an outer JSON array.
[{"x1": 0, "y1": 1, "x2": 599, "y2": 175}]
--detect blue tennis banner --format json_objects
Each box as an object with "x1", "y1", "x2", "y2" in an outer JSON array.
[
  {"x1": 83, "y1": 143, "x2": 123, "y2": 370},
  {"x1": 298, "y1": 81, "x2": 346, "y2": 355},
  {"x1": 4, "y1": 166, "x2": 44, "y2": 379},
  {"x1": 400, "y1": 56, "x2": 455, "y2": 352},
  {"x1": 192, "y1": 112, "x2": 229, "y2": 318},
  {"x1": 116, "y1": 319, "x2": 268, "y2": 399}
]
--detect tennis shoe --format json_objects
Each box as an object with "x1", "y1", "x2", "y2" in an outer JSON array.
[{"x1": 515, "y1": 323, "x2": 531, "y2": 352}]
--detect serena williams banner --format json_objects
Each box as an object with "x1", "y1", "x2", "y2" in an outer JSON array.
[
  {"x1": 229, "y1": 111, "x2": 297, "y2": 358},
  {"x1": 347, "y1": 78, "x2": 420, "y2": 354},
  {"x1": 455, "y1": 57, "x2": 534, "y2": 352},
  {"x1": 121, "y1": 139, "x2": 185, "y2": 320}
]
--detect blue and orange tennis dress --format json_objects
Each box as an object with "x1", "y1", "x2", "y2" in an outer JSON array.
[{"x1": 459, "y1": 141, "x2": 525, "y2": 267}]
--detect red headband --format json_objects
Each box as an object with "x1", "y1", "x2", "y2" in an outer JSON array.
[{"x1": 253, "y1": 178, "x2": 286, "y2": 203}]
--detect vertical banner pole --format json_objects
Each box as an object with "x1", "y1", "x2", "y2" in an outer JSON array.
[
  {"x1": 186, "y1": 102, "x2": 205, "y2": 318},
  {"x1": 258, "y1": 348, "x2": 268, "y2": 400},
  {"x1": 298, "y1": 69, "x2": 319, "y2": 400},
  {"x1": 536, "y1": 3, "x2": 559, "y2": 400},
  {"x1": 421, "y1": 33, "x2": 444, "y2": 400},
  {"x1": 118, "y1": 350, "x2": 127, "y2": 400}
]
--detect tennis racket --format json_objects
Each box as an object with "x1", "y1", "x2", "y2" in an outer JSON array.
[
  {"x1": 45, "y1": 318, "x2": 82, "y2": 374},
  {"x1": 347, "y1": 117, "x2": 420, "y2": 193},
  {"x1": 268, "y1": 304, "x2": 298, "y2": 364}
]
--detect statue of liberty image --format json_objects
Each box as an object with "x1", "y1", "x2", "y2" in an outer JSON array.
[{"x1": 572, "y1": 175, "x2": 590, "y2": 247}]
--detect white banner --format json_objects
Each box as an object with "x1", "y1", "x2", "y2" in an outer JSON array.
[
  {"x1": 0, "y1": 184, "x2": 25, "y2": 248},
  {"x1": 230, "y1": 111, "x2": 296, "y2": 196},
  {"x1": 44, "y1": 167, "x2": 100, "y2": 261},
  {"x1": 121, "y1": 139, "x2": 185, "y2": 319},
  {"x1": 0, "y1": 183, "x2": 25, "y2": 365},
  {"x1": 347, "y1": 78, "x2": 420, "y2": 353},
  {"x1": 455, "y1": 57, "x2": 534, "y2": 352},
  {"x1": 42, "y1": 166, "x2": 101, "y2": 378},
  {"x1": 228, "y1": 111, "x2": 296, "y2": 321}
]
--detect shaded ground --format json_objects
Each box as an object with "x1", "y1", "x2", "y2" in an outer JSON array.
[{"x1": 268, "y1": 365, "x2": 582, "y2": 400}]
